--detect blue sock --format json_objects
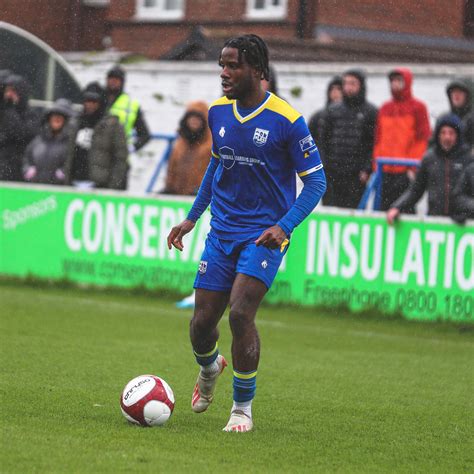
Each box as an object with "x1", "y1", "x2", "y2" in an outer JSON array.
[
  {"x1": 194, "y1": 342, "x2": 218, "y2": 367},
  {"x1": 233, "y1": 369, "x2": 257, "y2": 402}
]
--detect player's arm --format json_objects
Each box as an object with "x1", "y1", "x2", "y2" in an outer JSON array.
[
  {"x1": 278, "y1": 169, "x2": 326, "y2": 234},
  {"x1": 167, "y1": 155, "x2": 219, "y2": 251},
  {"x1": 256, "y1": 118, "x2": 326, "y2": 248}
]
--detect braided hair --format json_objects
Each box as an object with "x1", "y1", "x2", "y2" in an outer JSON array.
[{"x1": 222, "y1": 34, "x2": 270, "y2": 81}]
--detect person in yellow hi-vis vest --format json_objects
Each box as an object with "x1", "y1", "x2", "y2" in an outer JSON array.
[{"x1": 105, "y1": 66, "x2": 151, "y2": 153}]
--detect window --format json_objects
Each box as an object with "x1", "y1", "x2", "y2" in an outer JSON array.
[
  {"x1": 136, "y1": 0, "x2": 185, "y2": 21},
  {"x1": 246, "y1": 0, "x2": 287, "y2": 20}
]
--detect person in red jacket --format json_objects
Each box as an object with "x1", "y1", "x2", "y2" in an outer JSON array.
[{"x1": 373, "y1": 68, "x2": 431, "y2": 211}]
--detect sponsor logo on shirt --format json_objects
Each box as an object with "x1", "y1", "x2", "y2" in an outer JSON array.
[
  {"x1": 219, "y1": 126, "x2": 226, "y2": 137},
  {"x1": 261, "y1": 260, "x2": 268, "y2": 269},
  {"x1": 299, "y1": 134, "x2": 317, "y2": 153},
  {"x1": 253, "y1": 128, "x2": 269, "y2": 147},
  {"x1": 219, "y1": 146, "x2": 265, "y2": 170}
]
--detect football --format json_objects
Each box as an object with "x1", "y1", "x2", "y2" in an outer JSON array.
[{"x1": 120, "y1": 375, "x2": 175, "y2": 427}]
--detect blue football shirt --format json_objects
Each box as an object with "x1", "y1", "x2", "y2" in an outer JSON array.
[{"x1": 207, "y1": 92, "x2": 323, "y2": 239}]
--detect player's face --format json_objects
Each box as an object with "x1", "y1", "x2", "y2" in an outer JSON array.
[{"x1": 219, "y1": 47, "x2": 257, "y2": 100}]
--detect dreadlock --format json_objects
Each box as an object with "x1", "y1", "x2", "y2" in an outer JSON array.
[{"x1": 222, "y1": 34, "x2": 270, "y2": 81}]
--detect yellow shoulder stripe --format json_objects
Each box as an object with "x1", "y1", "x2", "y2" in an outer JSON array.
[
  {"x1": 209, "y1": 96, "x2": 233, "y2": 110},
  {"x1": 265, "y1": 95, "x2": 301, "y2": 124}
]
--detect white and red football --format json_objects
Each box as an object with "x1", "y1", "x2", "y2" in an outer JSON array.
[{"x1": 120, "y1": 375, "x2": 175, "y2": 427}]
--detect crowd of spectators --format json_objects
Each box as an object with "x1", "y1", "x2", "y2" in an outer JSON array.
[
  {"x1": 308, "y1": 68, "x2": 473, "y2": 222},
  {"x1": 0, "y1": 65, "x2": 472, "y2": 222},
  {"x1": 0, "y1": 66, "x2": 148, "y2": 190}
]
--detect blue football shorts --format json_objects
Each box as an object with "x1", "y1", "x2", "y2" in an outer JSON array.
[{"x1": 193, "y1": 231, "x2": 289, "y2": 291}]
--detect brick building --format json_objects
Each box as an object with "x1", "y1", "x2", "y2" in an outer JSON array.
[{"x1": 1, "y1": 0, "x2": 473, "y2": 61}]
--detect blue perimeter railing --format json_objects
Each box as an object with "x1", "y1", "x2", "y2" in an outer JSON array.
[
  {"x1": 145, "y1": 133, "x2": 176, "y2": 194},
  {"x1": 358, "y1": 157, "x2": 421, "y2": 211},
  {"x1": 144, "y1": 141, "x2": 421, "y2": 209}
]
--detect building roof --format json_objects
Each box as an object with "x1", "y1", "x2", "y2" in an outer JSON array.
[{"x1": 161, "y1": 26, "x2": 474, "y2": 63}]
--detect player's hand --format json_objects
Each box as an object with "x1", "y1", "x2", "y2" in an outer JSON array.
[
  {"x1": 255, "y1": 225, "x2": 287, "y2": 249},
  {"x1": 386, "y1": 208, "x2": 400, "y2": 225},
  {"x1": 167, "y1": 219, "x2": 195, "y2": 251}
]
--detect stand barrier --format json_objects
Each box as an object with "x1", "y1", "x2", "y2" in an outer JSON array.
[
  {"x1": 144, "y1": 133, "x2": 176, "y2": 194},
  {"x1": 358, "y1": 157, "x2": 421, "y2": 210},
  {"x1": 1, "y1": 183, "x2": 472, "y2": 322}
]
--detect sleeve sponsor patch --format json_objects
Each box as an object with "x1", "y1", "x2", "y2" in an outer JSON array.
[{"x1": 299, "y1": 134, "x2": 317, "y2": 153}]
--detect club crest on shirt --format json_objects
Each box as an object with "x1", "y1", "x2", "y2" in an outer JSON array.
[{"x1": 253, "y1": 128, "x2": 269, "y2": 147}]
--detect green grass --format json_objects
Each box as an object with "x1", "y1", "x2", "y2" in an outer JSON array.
[{"x1": 1, "y1": 282, "x2": 473, "y2": 473}]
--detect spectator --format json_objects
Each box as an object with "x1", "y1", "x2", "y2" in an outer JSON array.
[
  {"x1": 105, "y1": 65, "x2": 151, "y2": 152},
  {"x1": 163, "y1": 101, "x2": 212, "y2": 195},
  {"x1": 445, "y1": 77, "x2": 473, "y2": 149},
  {"x1": 445, "y1": 77, "x2": 472, "y2": 121},
  {"x1": 374, "y1": 68, "x2": 431, "y2": 211},
  {"x1": 64, "y1": 82, "x2": 128, "y2": 189},
  {"x1": 23, "y1": 99, "x2": 73, "y2": 185},
  {"x1": 387, "y1": 114, "x2": 471, "y2": 223},
  {"x1": 463, "y1": 110, "x2": 474, "y2": 150},
  {"x1": 0, "y1": 69, "x2": 11, "y2": 105},
  {"x1": 308, "y1": 75, "x2": 343, "y2": 146},
  {"x1": 318, "y1": 69, "x2": 377, "y2": 208},
  {"x1": 452, "y1": 161, "x2": 474, "y2": 222},
  {"x1": 0, "y1": 74, "x2": 40, "y2": 181}
]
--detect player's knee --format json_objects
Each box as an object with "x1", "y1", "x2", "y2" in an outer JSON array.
[
  {"x1": 190, "y1": 313, "x2": 212, "y2": 337},
  {"x1": 228, "y1": 308, "x2": 253, "y2": 336}
]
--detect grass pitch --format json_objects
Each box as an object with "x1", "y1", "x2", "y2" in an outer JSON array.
[{"x1": 1, "y1": 282, "x2": 473, "y2": 473}]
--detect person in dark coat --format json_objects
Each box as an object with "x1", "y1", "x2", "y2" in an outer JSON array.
[
  {"x1": 0, "y1": 74, "x2": 40, "y2": 181},
  {"x1": 308, "y1": 75, "x2": 343, "y2": 146},
  {"x1": 23, "y1": 99, "x2": 73, "y2": 185},
  {"x1": 444, "y1": 77, "x2": 473, "y2": 149},
  {"x1": 387, "y1": 114, "x2": 471, "y2": 223},
  {"x1": 445, "y1": 77, "x2": 472, "y2": 121},
  {"x1": 0, "y1": 69, "x2": 11, "y2": 106},
  {"x1": 452, "y1": 161, "x2": 474, "y2": 222},
  {"x1": 318, "y1": 69, "x2": 378, "y2": 208},
  {"x1": 64, "y1": 82, "x2": 128, "y2": 189}
]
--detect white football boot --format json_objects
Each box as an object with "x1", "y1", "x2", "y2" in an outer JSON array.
[
  {"x1": 191, "y1": 355, "x2": 227, "y2": 413},
  {"x1": 223, "y1": 410, "x2": 253, "y2": 432}
]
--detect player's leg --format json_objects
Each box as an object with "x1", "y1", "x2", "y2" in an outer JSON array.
[
  {"x1": 224, "y1": 273, "x2": 267, "y2": 432},
  {"x1": 222, "y1": 239, "x2": 287, "y2": 432},
  {"x1": 190, "y1": 232, "x2": 236, "y2": 413},
  {"x1": 190, "y1": 288, "x2": 230, "y2": 413},
  {"x1": 190, "y1": 288, "x2": 229, "y2": 354}
]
